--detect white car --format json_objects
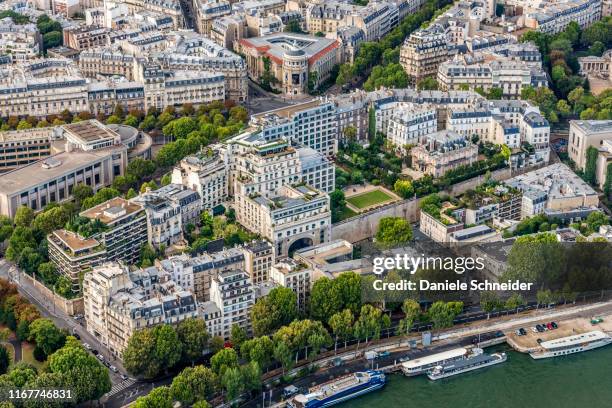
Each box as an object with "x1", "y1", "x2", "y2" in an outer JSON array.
[
  {"x1": 97, "y1": 354, "x2": 104, "y2": 361},
  {"x1": 83, "y1": 343, "x2": 91, "y2": 350},
  {"x1": 109, "y1": 366, "x2": 118, "y2": 373},
  {"x1": 531, "y1": 327, "x2": 538, "y2": 333}
]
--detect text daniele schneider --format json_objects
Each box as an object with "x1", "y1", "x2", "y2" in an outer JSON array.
[{"x1": 371, "y1": 254, "x2": 533, "y2": 291}]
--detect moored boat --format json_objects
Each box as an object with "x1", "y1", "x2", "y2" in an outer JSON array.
[
  {"x1": 427, "y1": 351, "x2": 507, "y2": 380},
  {"x1": 530, "y1": 330, "x2": 612, "y2": 359},
  {"x1": 288, "y1": 370, "x2": 386, "y2": 408}
]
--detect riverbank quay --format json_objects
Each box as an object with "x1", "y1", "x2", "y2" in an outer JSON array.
[{"x1": 250, "y1": 300, "x2": 612, "y2": 407}]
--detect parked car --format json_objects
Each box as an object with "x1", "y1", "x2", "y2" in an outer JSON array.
[
  {"x1": 537, "y1": 338, "x2": 543, "y2": 344},
  {"x1": 536, "y1": 325, "x2": 545, "y2": 332},
  {"x1": 531, "y1": 327, "x2": 539, "y2": 333},
  {"x1": 109, "y1": 366, "x2": 118, "y2": 373},
  {"x1": 283, "y1": 385, "x2": 299, "y2": 399},
  {"x1": 97, "y1": 354, "x2": 104, "y2": 361},
  {"x1": 551, "y1": 321, "x2": 558, "y2": 329},
  {"x1": 83, "y1": 343, "x2": 91, "y2": 350},
  {"x1": 519, "y1": 328, "x2": 527, "y2": 336},
  {"x1": 546, "y1": 322, "x2": 554, "y2": 330},
  {"x1": 120, "y1": 374, "x2": 129, "y2": 381},
  {"x1": 73, "y1": 333, "x2": 81, "y2": 340}
]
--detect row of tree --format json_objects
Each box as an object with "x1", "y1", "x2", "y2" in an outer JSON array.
[{"x1": 0, "y1": 278, "x2": 111, "y2": 403}]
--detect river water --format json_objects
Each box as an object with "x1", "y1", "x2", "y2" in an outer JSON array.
[{"x1": 339, "y1": 345, "x2": 612, "y2": 408}]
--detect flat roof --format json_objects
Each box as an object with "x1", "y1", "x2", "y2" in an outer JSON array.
[
  {"x1": 0, "y1": 147, "x2": 124, "y2": 196},
  {"x1": 540, "y1": 330, "x2": 609, "y2": 349},
  {"x1": 252, "y1": 99, "x2": 322, "y2": 120},
  {"x1": 80, "y1": 197, "x2": 143, "y2": 224},
  {"x1": 52, "y1": 229, "x2": 100, "y2": 252},
  {"x1": 63, "y1": 120, "x2": 118, "y2": 143},
  {"x1": 402, "y1": 347, "x2": 468, "y2": 369}
]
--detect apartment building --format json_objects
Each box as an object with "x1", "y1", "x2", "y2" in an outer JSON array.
[
  {"x1": 236, "y1": 184, "x2": 331, "y2": 257},
  {"x1": 63, "y1": 25, "x2": 110, "y2": 50},
  {"x1": 78, "y1": 47, "x2": 137, "y2": 80},
  {"x1": 297, "y1": 146, "x2": 335, "y2": 193},
  {"x1": 522, "y1": 0, "x2": 601, "y2": 34},
  {"x1": 154, "y1": 32, "x2": 248, "y2": 102},
  {"x1": 153, "y1": 184, "x2": 202, "y2": 229},
  {"x1": 386, "y1": 103, "x2": 437, "y2": 150},
  {"x1": 270, "y1": 258, "x2": 313, "y2": 311},
  {"x1": 82, "y1": 262, "x2": 199, "y2": 357},
  {"x1": 0, "y1": 121, "x2": 128, "y2": 217},
  {"x1": 437, "y1": 53, "x2": 548, "y2": 97},
  {"x1": 237, "y1": 33, "x2": 340, "y2": 96},
  {"x1": 463, "y1": 186, "x2": 523, "y2": 225},
  {"x1": 210, "y1": 15, "x2": 246, "y2": 49},
  {"x1": 568, "y1": 120, "x2": 612, "y2": 171},
  {"x1": 506, "y1": 163, "x2": 600, "y2": 220},
  {"x1": 130, "y1": 191, "x2": 183, "y2": 249},
  {"x1": 206, "y1": 270, "x2": 255, "y2": 339},
  {"x1": 399, "y1": 26, "x2": 449, "y2": 83},
  {"x1": 0, "y1": 59, "x2": 89, "y2": 118},
  {"x1": 250, "y1": 99, "x2": 338, "y2": 156},
  {"x1": 48, "y1": 197, "x2": 147, "y2": 291},
  {"x1": 0, "y1": 18, "x2": 41, "y2": 61},
  {"x1": 411, "y1": 130, "x2": 478, "y2": 178},
  {"x1": 0, "y1": 128, "x2": 53, "y2": 173},
  {"x1": 171, "y1": 149, "x2": 229, "y2": 212},
  {"x1": 419, "y1": 208, "x2": 464, "y2": 243},
  {"x1": 242, "y1": 240, "x2": 274, "y2": 284},
  {"x1": 447, "y1": 99, "x2": 551, "y2": 163},
  {"x1": 87, "y1": 81, "x2": 146, "y2": 117}
]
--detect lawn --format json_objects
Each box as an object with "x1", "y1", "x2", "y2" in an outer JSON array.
[
  {"x1": 346, "y1": 189, "x2": 394, "y2": 209},
  {"x1": 21, "y1": 342, "x2": 45, "y2": 371},
  {"x1": 339, "y1": 206, "x2": 358, "y2": 220}
]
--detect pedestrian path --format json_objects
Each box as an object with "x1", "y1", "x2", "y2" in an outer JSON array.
[{"x1": 105, "y1": 379, "x2": 136, "y2": 398}]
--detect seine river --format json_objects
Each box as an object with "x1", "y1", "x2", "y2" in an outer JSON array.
[{"x1": 339, "y1": 345, "x2": 612, "y2": 408}]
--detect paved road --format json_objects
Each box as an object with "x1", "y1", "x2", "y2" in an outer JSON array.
[{"x1": 0, "y1": 260, "x2": 129, "y2": 386}]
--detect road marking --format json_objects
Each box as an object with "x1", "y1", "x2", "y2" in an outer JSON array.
[{"x1": 105, "y1": 379, "x2": 136, "y2": 398}]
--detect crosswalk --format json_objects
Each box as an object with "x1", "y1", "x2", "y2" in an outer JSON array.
[{"x1": 106, "y1": 379, "x2": 136, "y2": 398}]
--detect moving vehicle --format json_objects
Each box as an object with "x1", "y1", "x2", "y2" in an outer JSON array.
[{"x1": 288, "y1": 370, "x2": 386, "y2": 408}]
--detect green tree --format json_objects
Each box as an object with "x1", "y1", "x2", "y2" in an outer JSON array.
[
  {"x1": 153, "y1": 325, "x2": 182, "y2": 374},
  {"x1": 170, "y1": 365, "x2": 217, "y2": 405},
  {"x1": 221, "y1": 366, "x2": 243, "y2": 401},
  {"x1": 240, "y1": 361, "x2": 261, "y2": 393},
  {"x1": 250, "y1": 287, "x2": 298, "y2": 336},
  {"x1": 47, "y1": 337, "x2": 111, "y2": 403},
  {"x1": 353, "y1": 305, "x2": 382, "y2": 347},
  {"x1": 210, "y1": 347, "x2": 238, "y2": 376},
  {"x1": 585, "y1": 146, "x2": 598, "y2": 185},
  {"x1": 176, "y1": 318, "x2": 209, "y2": 365},
  {"x1": 27, "y1": 318, "x2": 65, "y2": 357},
  {"x1": 480, "y1": 291, "x2": 501, "y2": 318},
  {"x1": 32, "y1": 206, "x2": 70, "y2": 234},
  {"x1": 240, "y1": 336, "x2": 274, "y2": 368},
  {"x1": 134, "y1": 386, "x2": 173, "y2": 408},
  {"x1": 375, "y1": 217, "x2": 413, "y2": 248},
  {"x1": 14, "y1": 206, "x2": 34, "y2": 228},
  {"x1": 394, "y1": 179, "x2": 414, "y2": 198},
  {"x1": 397, "y1": 299, "x2": 420, "y2": 336},
  {"x1": 586, "y1": 211, "x2": 609, "y2": 232},
  {"x1": 416, "y1": 76, "x2": 438, "y2": 91},
  {"x1": 7, "y1": 363, "x2": 37, "y2": 387},
  {"x1": 230, "y1": 324, "x2": 247, "y2": 349},
  {"x1": 72, "y1": 184, "x2": 93, "y2": 205},
  {"x1": 428, "y1": 301, "x2": 463, "y2": 330},
  {"x1": 328, "y1": 309, "x2": 353, "y2": 353},
  {"x1": 272, "y1": 340, "x2": 293, "y2": 374},
  {"x1": 123, "y1": 328, "x2": 160, "y2": 378},
  {"x1": 504, "y1": 293, "x2": 526, "y2": 310}
]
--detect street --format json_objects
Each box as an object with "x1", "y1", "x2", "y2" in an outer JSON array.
[{"x1": 0, "y1": 260, "x2": 135, "y2": 392}]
